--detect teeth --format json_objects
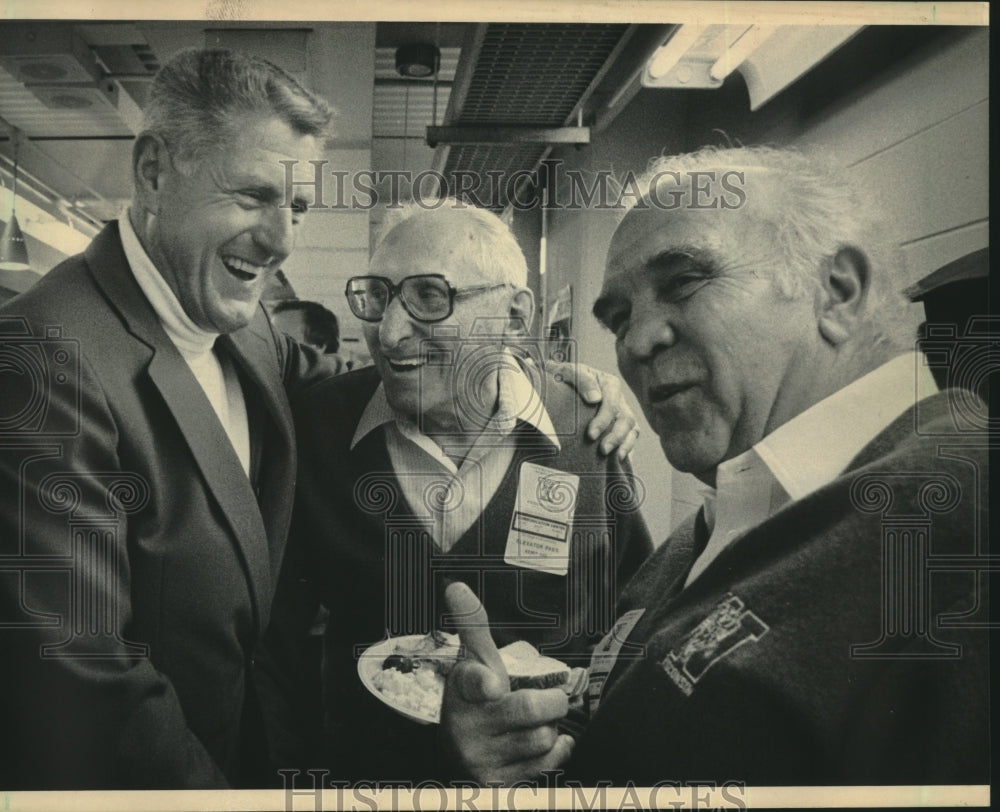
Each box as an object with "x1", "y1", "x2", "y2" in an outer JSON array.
[
  {"x1": 223, "y1": 256, "x2": 266, "y2": 275},
  {"x1": 389, "y1": 358, "x2": 424, "y2": 368}
]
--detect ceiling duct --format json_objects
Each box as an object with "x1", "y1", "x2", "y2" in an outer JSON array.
[
  {"x1": 0, "y1": 25, "x2": 102, "y2": 85},
  {"x1": 434, "y1": 23, "x2": 630, "y2": 210},
  {"x1": 0, "y1": 24, "x2": 126, "y2": 113},
  {"x1": 25, "y1": 82, "x2": 119, "y2": 112}
]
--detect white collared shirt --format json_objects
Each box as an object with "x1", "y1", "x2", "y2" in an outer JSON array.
[
  {"x1": 119, "y1": 214, "x2": 251, "y2": 476},
  {"x1": 686, "y1": 352, "x2": 940, "y2": 586},
  {"x1": 351, "y1": 353, "x2": 560, "y2": 552}
]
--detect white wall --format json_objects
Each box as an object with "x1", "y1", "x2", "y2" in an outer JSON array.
[
  {"x1": 275, "y1": 24, "x2": 376, "y2": 349},
  {"x1": 794, "y1": 28, "x2": 988, "y2": 285}
]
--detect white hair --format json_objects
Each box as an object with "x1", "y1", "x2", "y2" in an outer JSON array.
[
  {"x1": 372, "y1": 199, "x2": 528, "y2": 287},
  {"x1": 631, "y1": 146, "x2": 913, "y2": 352}
]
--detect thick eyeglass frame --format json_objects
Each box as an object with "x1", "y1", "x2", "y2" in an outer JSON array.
[{"x1": 344, "y1": 273, "x2": 509, "y2": 323}]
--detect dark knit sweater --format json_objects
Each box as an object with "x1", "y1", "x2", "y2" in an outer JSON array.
[
  {"x1": 259, "y1": 365, "x2": 652, "y2": 781},
  {"x1": 566, "y1": 390, "x2": 989, "y2": 786}
]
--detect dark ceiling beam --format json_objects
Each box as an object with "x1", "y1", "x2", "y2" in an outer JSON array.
[
  {"x1": 430, "y1": 24, "x2": 488, "y2": 175},
  {"x1": 426, "y1": 126, "x2": 590, "y2": 148},
  {"x1": 515, "y1": 24, "x2": 656, "y2": 210},
  {"x1": 0, "y1": 136, "x2": 136, "y2": 141}
]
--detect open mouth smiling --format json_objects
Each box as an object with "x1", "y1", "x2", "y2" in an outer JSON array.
[
  {"x1": 222, "y1": 255, "x2": 268, "y2": 283},
  {"x1": 387, "y1": 358, "x2": 425, "y2": 373}
]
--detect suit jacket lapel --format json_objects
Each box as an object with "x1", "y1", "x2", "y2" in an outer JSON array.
[
  {"x1": 219, "y1": 328, "x2": 296, "y2": 587},
  {"x1": 85, "y1": 222, "x2": 273, "y2": 628}
]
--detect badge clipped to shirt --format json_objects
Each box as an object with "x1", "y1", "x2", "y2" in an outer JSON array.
[{"x1": 504, "y1": 462, "x2": 579, "y2": 576}]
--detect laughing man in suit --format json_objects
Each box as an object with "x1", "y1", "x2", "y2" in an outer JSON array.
[{"x1": 0, "y1": 48, "x2": 333, "y2": 788}]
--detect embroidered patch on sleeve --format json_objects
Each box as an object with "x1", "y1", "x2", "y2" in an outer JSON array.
[{"x1": 660, "y1": 593, "x2": 769, "y2": 696}]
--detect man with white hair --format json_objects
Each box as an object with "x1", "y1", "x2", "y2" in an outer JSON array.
[
  {"x1": 442, "y1": 147, "x2": 989, "y2": 786},
  {"x1": 259, "y1": 202, "x2": 652, "y2": 781}
]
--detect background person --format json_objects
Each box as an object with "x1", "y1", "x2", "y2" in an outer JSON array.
[{"x1": 272, "y1": 298, "x2": 351, "y2": 373}]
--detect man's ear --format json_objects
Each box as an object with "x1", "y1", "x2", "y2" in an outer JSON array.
[
  {"x1": 504, "y1": 288, "x2": 536, "y2": 341},
  {"x1": 132, "y1": 133, "x2": 169, "y2": 216},
  {"x1": 817, "y1": 246, "x2": 871, "y2": 346}
]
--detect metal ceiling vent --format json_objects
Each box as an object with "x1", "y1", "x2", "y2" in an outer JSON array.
[
  {"x1": 460, "y1": 24, "x2": 627, "y2": 125},
  {"x1": 438, "y1": 23, "x2": 629, "y2": 209},
  {"x1": 0, "y1": 24, "x2": 120, "y2": 111}
]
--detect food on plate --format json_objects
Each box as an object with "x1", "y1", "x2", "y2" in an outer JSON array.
[
  {"x1": 383, "y1": 629, "x2": 462, "y2": 674},
  {"x1": 369, "y1": 632, "x2": 589, "y2": 722},
  {"x1": 370, "y1": 631, "x2": 460, "y2": 721},
  {"x1": 371, "y1": 662, "x2": 446, "y2": 720}
]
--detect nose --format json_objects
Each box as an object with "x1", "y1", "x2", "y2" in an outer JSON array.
[
  {"x1": 619, "y1": 299, "x2": 677, "y2": 361},
  {"x1": 377, "y1": 294, "x2": 417, "y2": 349},
  {"x1": 255, "y1": 205, "x2": 296, "y2": 262}
]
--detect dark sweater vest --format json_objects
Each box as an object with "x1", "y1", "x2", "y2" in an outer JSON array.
[{"x1": 263, "y1": 365, "x2": 652, "y2": 781}]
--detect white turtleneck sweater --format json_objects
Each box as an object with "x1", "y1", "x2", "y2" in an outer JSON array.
[{"x1": 119, "y1": 214, "x2": 251, "y2": 477}]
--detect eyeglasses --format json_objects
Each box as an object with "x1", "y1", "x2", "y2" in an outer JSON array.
[{"x1": 345, "y1": 274, "x2": 509, "y2": 323}]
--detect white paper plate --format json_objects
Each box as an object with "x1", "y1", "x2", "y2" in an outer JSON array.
[{"x1": 357, "y1": 634, "x2": 458, "y2": 725}]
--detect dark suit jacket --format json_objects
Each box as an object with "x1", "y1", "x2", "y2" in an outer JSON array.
[{"x1": 0, "y1": 223, "x2": 317, "y2": 788}]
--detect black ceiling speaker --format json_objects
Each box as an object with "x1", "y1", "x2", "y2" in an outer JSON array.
[{"x1": 395, "y1": 43, "x2": 440, "y2": 78}]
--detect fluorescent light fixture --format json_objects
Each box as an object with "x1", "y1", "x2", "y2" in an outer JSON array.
[
  {"x1": 740, "y1": 26, "x2": 864, "y2": 110},
  {"x1": 647, "y1": 26, "x2": 706, "y2": 80},
  {"x1": 642, "y1": 24, "x2": 864, "y2": 110},
  {"x1": 709, "y1": 26, "x2": 778, "y2": 82}
]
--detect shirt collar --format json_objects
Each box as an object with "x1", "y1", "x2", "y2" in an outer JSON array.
[
  {"x1": 753, "y1": 351, "x2": 939, "y2": 502},
  {"x1": 351, "y1": 382, "x2": 397, "y2": 448},
  {"x1": 702, "y1": 351, "x2": 939, "y2": 508},
  {"x1": 119, "y1": 211, "x2": 219, "y2": 358},
  {"x1": 351, "y1": 350, "x2": 560, "y2": 451}
]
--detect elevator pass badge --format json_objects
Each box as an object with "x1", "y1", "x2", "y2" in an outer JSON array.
[{"x1": 504, "y1": 462, "x2": 579, "y2": 576}]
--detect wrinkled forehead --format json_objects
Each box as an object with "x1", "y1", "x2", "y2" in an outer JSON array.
[
  {"x1": 371, "y1": 215, "x2": 479, "y2": 285},
  {"x1": 201, "y1": 112, "x2": 322, "y2": 167},
  {"x1": 604, "y1": 166, "x2": 779, "y2": 285}
]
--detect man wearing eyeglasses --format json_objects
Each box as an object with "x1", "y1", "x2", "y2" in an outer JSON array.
[{"x1": 258, "y1": 203, "x2": 653, "y2": 782}]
